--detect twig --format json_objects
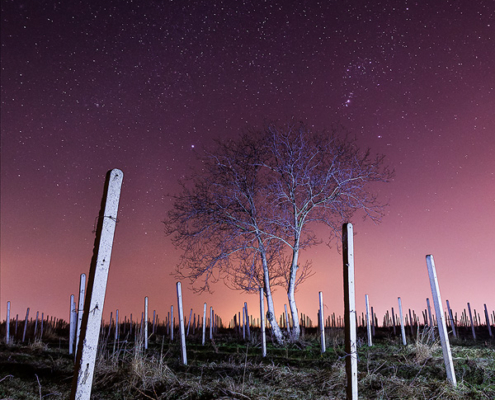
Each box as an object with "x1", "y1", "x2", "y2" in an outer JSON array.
[
  {"x1": 35, "y1": 374, "x2": 42, "y2": 400},
  {"x1": 0, "y1": 374, "x2": 14, "y2": 383}
]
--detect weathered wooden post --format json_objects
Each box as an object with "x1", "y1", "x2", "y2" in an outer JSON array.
[
  {"x1": 22, "y1": 307, "x2": 30, "y2": 343},
  {"x1": 6, "y1": 302, "x2": 10, "y2": 344},
  {"x1": 398, "y1": 298, "x2": 407, "y2": 345},
  {"x1": 176, "y1": 282, "x2": 187, "y2": 365},
  {"x1": 71, "y1": 169, "x2": 123, "y2": 400},
  {"x1": 391, "y1": 307, "x2": 396, "y2": 335},
  {"x1": 69, "y1": 295, "x2": 77, "y2": 354},
  {"x1": 484, "y1": 304, "x2": 493, "y2": 337},
  {"x1": 319, "y1": 292, "x2": 326, "y2": 353},
  {"x1": 343, "y1": 223, "x2": 358, "y2": 400},
  {"x1": 365, "y1": 295, "x2": 372, "y2": 346},
  {"x1": 467, "y1": 302, "x2": 476, "y2": 340},
  {"x1": 260, "y1": 288, "x2": 266, "y2": 357},
  {"x1": 202, "y1": 303, "x2": 207, "y2": 345},
  {"x1": 76, "y1": 273, "x2": 86, "y2": 359},
  {"x1": 426, "y1": 255, "x2": 456, "y2": 386}
]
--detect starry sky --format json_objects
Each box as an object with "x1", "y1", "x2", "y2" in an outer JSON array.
[{"x1": 1, "y1": 0, "x2": 494, "y2": 326}]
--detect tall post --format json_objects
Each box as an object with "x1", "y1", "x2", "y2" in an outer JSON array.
[
  {"x1": 170, "y1": 305, "x2": 174, "y2": 341},
  {"x1": 467, "y1": 303, "x2": 476, "y2": 340},
  {"x1": 176, "y1": 282, "x2": 187, "y2": 365},
  {"x1": 71, "y1": 169, "x2": 123, "y2": 400},
  {"x1": 245, "y1": 303, "x2": 251, "y2": 340},
  {"x1": 398, "y1": 298, "x2": 407, "y2": 345},
  {"x1": 426, "y1": 255, "x2": 456, "y2": 386},
  {"x1": 6, "y1": 302, "x2": 11, "y2": 344},
  {"x1": 260, "y1": 288, "x2": 266, "y2": 357},
  {"x1": 76, "y1": 273, "x2": 86, "y2": 360},
  {"x1": 365, "y1": 295, "x2": 372, "y2": 346},
  {"x1": 186, "y1": 309, "x2": 193, "y2": 336},
  {"x1": 202, "y1": 303, "x2": 207, "y2": 345},
  {"x1": 342, "y1": 223, "x2": 358, "y2": 400},
  {"x1": 319, "y1": 292, "x2": 326, "y2": 353}
]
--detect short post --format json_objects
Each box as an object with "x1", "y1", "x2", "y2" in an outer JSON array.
[
  {"x1": 319, "y1": 292, "x2": 326, "y2": 353},
  {"x1": 260, "y1": 288, "x2": 266, "y2": 357},
  {"x1": 76, "y1": 273, "x2": 86, "y2": 360},
  {"x1": 342, "y1": 223, "x2": 358, "y2": 400},
  {"x1": 398, "y1": 298, "x2": 407, "y2": 345},
  {"x1": 426, "y1": 255, "x2": 456, "y2": 386},
  {"x1": 245, "y1": 302, "x2": 251, "y2": 340},
  {"x1": 71, "y1": 169, "x2": 123, "y2": 400},
  {"x1": 202, "y1": 303, "x2": 207, "y2": 345},
  {"x1": 176, "y1": 282, "x2": 187, "y2": 365},
  {"x1": 6, "y1": 302, "x2": 11, "y2": 344},
  {"x1": 186, "y1": 308, "x2": 193, "y2": 336},
  {"x1": 391, "y1": 307, "x2": 396, "y2": 335},
  {"x1": 365, "y1": 295, "x2": 372, "y2": 346}
]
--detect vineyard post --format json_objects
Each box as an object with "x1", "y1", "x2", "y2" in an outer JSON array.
[
  {"x1": 69, "y1": 295, "x2": 76, "y2": 354},
  {"x1": 365, "y1": 295, "x2": 372, "y2": 346},
  {"x1": 71, "y1": 169, "x2": 123, "y2": 400},
  {"x1": 343, "y1": 223, "x2": 358, "y2": 400},
  {"x1": 391, "y1": 307, "x2": 396, "y2": 335},
  {"x1": 6, "y1": 302, "x2": 10, "y2": 344},
  {"x1": 186, "y1": 309, "x2": 193, "y2": 336},
  {"x1": 22, "y1": 307, "x2": 30, "y2": 343},
  {"x1": 260, "y1": 288, "x2": 266, "y2": 357},
  {"x1": 398, "y1": 298, "x2": 406, "y2": 345},
  {"x1": 245, "y1": 302, "x2": 251, "y2": 339},
  {"x1": 426, "y1": 255, "x2": 456, "y2": 386},
  {"x1": 446, "y1": 300, "x2": 456, "y2": 338},
  {"x1": 176, "y1": 282, "x2": 187, "y2": 365},
  {"x1": 202, "y1": 303, "x2": 207, "y2": 345},
  {"x1": 210, "y1": 307, "x2": 213, "y2": 339},
  {"x1": 484, "y1": 305, "x2": 493, "y2": 337},
  {"x1": 319, "y1": 292, "x2": 326, "y2": 353},
  {"x1": 467, "y1": 303, "x2": 476, "y2": 340},
  {"x1": 144, "y1": 297, "x2": 149, "y2": 349},
  {"x1": 76, "y1": 273, "x2": 86, "y2": 360}
]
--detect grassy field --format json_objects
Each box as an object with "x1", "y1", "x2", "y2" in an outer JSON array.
[{"x1": 0, "y1": 325, "x2": 494, "y2": 399}]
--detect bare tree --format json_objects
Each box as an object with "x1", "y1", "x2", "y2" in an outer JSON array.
[
  {"x1": 258, "y1": 121, "x2": 393, "y2": 340},
  {"x1": 165, "y1": 120, "x2": 392, "y2": 343},
  {"x1": 164, "y1": 132, "x2": 289, "y2": 343}
]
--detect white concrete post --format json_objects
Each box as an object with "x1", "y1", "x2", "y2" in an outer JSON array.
[
  {"x1": 342, "y1": 223, "x2": 358, "y2": 400},
  {"x1": 398, "y1": 298, "x2": 407, "y2": 345},
  {"x1": 365, "y1": 295, "x2": 372, "y2": 346},
  {"x1": 260, "y1": 288, "x2": 266, "y2": 357},
  {"x1": 6, "y1": 302, "x2": 10, "y2": 344},
  {"x1": 176, "y1": 282, "x2": 187, "y2": 365},
  {"x1": 71, "y1": 169, "x2": 123, "y2": 400},
  {"x1": 319, "y1": 292, "x2": 326, "y2": 353},
  {"x1": 426, "y1": 255, "x2": 456, "y2": 386},
  {"x1": 70, "y1": 296, "x2": 77, "y2": 354},
  {"x1": 22, "y1": 307, "x2": 30, "y2": 343},
  {"x1": 202, "y1": 303, "x2": 207, "y2": 345},
  {"x1": 144, "y1": 297, "x2": 149, "y2": 349},
  {"x1": 76, "y1": 273, "x2": 86, "y2": 359}
]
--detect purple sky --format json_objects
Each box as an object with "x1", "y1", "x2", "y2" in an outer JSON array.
[{"x1": 1, "y1": 0, "x2": 494, "y2": 326}]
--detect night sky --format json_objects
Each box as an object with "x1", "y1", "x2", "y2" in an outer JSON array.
[{"x1": 1, "y1": 0, "x2": 494, "y2": 325}]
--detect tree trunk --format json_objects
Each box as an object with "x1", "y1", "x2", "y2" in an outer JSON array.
[
  {"x1": 287, "y1": 247, "x2": 300, "y2": 341},
  {"x1": 260, "y1": 248, "x2": 284, "y2": 345}
]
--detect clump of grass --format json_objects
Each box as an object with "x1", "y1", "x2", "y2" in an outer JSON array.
[{"x1": 413, "y1": 325, "x2": 439, "y2": 364}]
